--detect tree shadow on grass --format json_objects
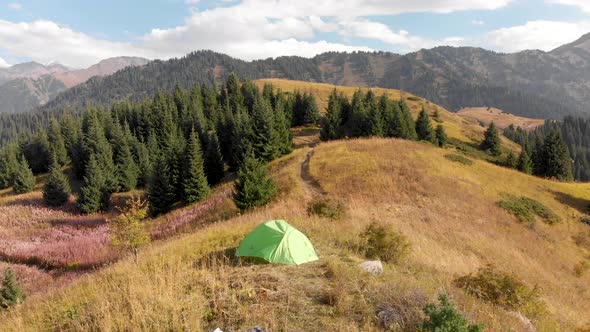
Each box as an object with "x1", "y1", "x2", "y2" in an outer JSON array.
[
  {"x1": 550, "y1": 190, "x2": 590, "y2": 215},
  {"x1": 195, "y1": 247, "x2": 268, "y2": 269}
]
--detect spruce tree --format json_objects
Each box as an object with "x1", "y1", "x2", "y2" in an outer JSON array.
[
  {"x1": 204, "y1": 132, "x2": 225, "y2": 186},
  {"x1": 320, "y1": 89, "x2": 343, "y2": 141},
  {"x1": 415, "y1": 109, "x2": 435, "y2": 143},
  {"x1": 251, "y1": 96, "x2": 280, "y2": 162},
  {"x1": 135, "y1": 139, "x2": 152, "y2": 188},
  {"x1": 78, "y1": 154, "x2": 108, "y2": 214},
  {"x1": 303, "y1": 93, "x2": 321, "y2": 125},
  {"x1": 273, "y1": 97, "x2": 294, "y2": 155},
  {"x1": 48, "y1": 117, "x2": 69, "y2": 166},
  {"x1": 435, "y1": 124, "x2": 448, "y2": 147},
  {"x1": 148, "y1": 154, "x2": 176, "y2": 217},
  {"x1": 399, "y1": 101, "x2": 417, "y2": 140},
  {"x1": 234, "y1": 154, "x2": 277, "y2": 210},
  {"x1": 183, "y1": 130, "x2": 210, "y2": 204},
  {"x1": 42, "y1": 156, "x2": 71, "y2": 207},
  {"x1": 0, "y1": 268, "x2": 25, "y2": 309},
  {"x1": 0, "y1": 146, "x2": 19, "y2": 190},
  {"x1": 541, "y1": 131, "x2": 573, "y2": 181},
  {"x1": 505, "y1": 151, "x2": 517, "y2": 168},
  {"x1": 517, "y1": 149, "x2": 533, "y2": 174},
  {"x1": 12, "y1": 157, "x2": 35, "y2": 194},
  {"x1": 481, "y1": 122, "x2": 502, "y2": 156}
]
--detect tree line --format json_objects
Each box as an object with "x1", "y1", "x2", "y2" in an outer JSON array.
[
  {"x1": 504, "y1": 120, "x2": 576, "y2": 181},
  {"x1": 320, "y1": 88, "x2": 447, "y2": 147},
  {"x1": 0, "y1": 74, "x2": 321, "y2": 215}
]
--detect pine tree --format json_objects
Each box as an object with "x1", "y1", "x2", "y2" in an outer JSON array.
[
  {"x1": 435, "y1": 124, "x2": 448, "y2": 147},
  {"x1": 505, "y1": 151, "x2": 518, "y2": 169},
  {"x1": 148, "y1": 154, "x2": 176, "y2": 217},
  {"x1": 303, "y1": 93, "x2": 320, "y2": 125},
  {"x1": 78, "y1": 154, "x2": 109, "y2": 214},
  {"x1": 251, "y1": 96, "x2": 280, "y2": 162},
  {"x1": 234, "y1": 154, "x2": 277, "y2": 210},
  {"x1": 273, "y1": 97, "x2": 294, "y2": 155},
  {"x1": 42, "y1": 156, "x2": 71, "y2": 207},
  {"x1": 135, "y1": 139, "x2": 152, "y2": 188},
  {"x1": 12, "y1": 156, "x2": 35, "y2": 194},
  {"x1": 0, "y1": 145, "x2": 19, "y2": 190},
  {"x1": 183, "y1": 130, "x2": 210, "y2": 204},
  {"x1": 204, "y1": 132, "x2": 225, "y2": 186},
  {"x1": 415, "y1": 109, "x2": 435, "y2": 143},
  {"x1": 541, "y1": 131, "x2": 573, "y2": 181},
  {"x1": 481, "y1": 122, "x2": 502, "y2": 156},
  {"x1": 0, "y1": 268, "x2": 25, "y2": 309},
  {"x1": 21, "y1": 130, "x2": 51, "y2": 174},
  {"x1": 517, "y1": 149, "x2": 533, "y2": 174},
  {"x1": 400, "y1": 101, "x2": 417, "y2": 140},
  {"x1": 320, "y1": 89, "x2": 343, "y2": 141},
  {"x1": 47, "y1": 117, "x2": 69, "y2": 166}
]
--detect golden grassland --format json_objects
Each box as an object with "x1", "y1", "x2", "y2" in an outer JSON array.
[
  {"x1": 254, "y1": 79, "x2": 521, "y2": 152},
  {"x1": 1, "y1": 138, "x2": 589, "y2": 331},
  {"x1": 457, "y1": 107, "x2": 545, "y2": 130}
]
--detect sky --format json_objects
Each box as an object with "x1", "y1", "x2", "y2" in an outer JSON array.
[{"x1": 0, "y1": 0, "x2": 589, "y2": 68}]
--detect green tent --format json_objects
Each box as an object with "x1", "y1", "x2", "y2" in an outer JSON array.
[{"x1": 236, "y1": 220, "x2": 319, "y2": 265}]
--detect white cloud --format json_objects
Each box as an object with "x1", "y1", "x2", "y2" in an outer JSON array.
[
  {"x1": 184, "y1": 0, "x2": 200, "y2": 4},
  {"x1": 0, "y1": 57, "x2": 9, "y2": 67},
  {"x1": 485, "y1": 20, "x2": 590, "y2": 52},
  {"x1": 546, "y1": 0, "x2": 590, "y2": 13},
  {"x1": 7, "y1": 2, "x2": 22, "y2": 10},
  {"x1": 0, "y1": 0, "x2": 513, "y2": 67},
  {"x1": 472, "y1": 20, "x2": 485, "y2": 25}
]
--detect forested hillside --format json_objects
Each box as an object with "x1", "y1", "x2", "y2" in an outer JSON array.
[
  {"x1": 505, "y1": 116, "x2": 590, "y2": 181},
  {"x1": 36, "y1": 34, "x2": 590, "y2": 120}
]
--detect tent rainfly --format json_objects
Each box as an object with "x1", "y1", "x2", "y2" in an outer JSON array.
[{"x1": 236, "y1": 220, "x2": 319, "y2": 265}]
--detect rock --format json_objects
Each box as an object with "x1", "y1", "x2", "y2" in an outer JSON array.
[
  {"x1": 359, "y1": 260, "x2": 383, "y2": 275},
  {"x1": 247, "y1": 326, "x2": 265, "y2": 332}
]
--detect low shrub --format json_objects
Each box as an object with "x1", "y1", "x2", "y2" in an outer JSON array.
[
  {"x1": 421, "y1": 293, "x2": 484, "y2": 332},
  {"x1": 574, "y1": 261, "x2": 590, "y2": 277},
  {"x1": 407, "y1": 96, "x2": 421, "y2": 101},
  {"x1": 307, "y1": 198, "x2": 346, "y2": 220},
  {"x1": 359, "y1": 222, "x2": 411, "y2": 264},
  {"x1": 498, "y1": 194, "x2": 560, "y2": 225},
  {"x1": 445, "y1": 154, "x2": 474, "y2": 166},
  {"x1": 454, "y1": 265, "x2": 545, "y2": 317}
]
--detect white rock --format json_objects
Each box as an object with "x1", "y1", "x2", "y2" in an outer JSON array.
[{"x1": 359, "y1": 260, "x2": 383, "y2": 275}]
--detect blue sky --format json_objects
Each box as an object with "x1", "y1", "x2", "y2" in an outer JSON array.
[{"x1": 0, "y1": 0, "x2": 589, "y2": 68}]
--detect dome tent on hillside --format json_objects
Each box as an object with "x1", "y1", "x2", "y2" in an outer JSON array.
[{"x1": 236, "y1": 220, "x2": 319, "y2": 265}]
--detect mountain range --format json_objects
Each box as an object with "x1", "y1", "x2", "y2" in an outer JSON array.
[
  {"x1": 2, "y1": 33, "x2": 590, "y2": 119},
  {"x1": 0, "y1": 57, "x2": 149, "y2": 113}
]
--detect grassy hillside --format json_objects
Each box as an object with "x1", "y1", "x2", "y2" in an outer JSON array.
[
  {"x1": 457, "y1": 107, "x2": 545, "y2": 130},
  {"x1": 1, "y1": 138, "x2": 589, "y2": 331}
]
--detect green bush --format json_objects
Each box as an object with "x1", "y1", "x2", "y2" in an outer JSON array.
[
  {"x1": 454, "y1": 265, "x2": 545, "y2": 316},
  {"x1": 0, "y1": 268, "x2": 25, "y2": 309},
  {"x1": 421, "y1": 293, "x2": 484, "y2": 332},
  {"x1": 445, "y1": 154, "x2": 474, "y2": 166},
  {"x1": 360, "y1": 222, "x2": 411, "y2": 264},
  {"x1": 498, "y1": 194, "x2": 560, "y2": 225},
  {"x1": 307, "y1": 198, "x2": 346, "y2": 220}
]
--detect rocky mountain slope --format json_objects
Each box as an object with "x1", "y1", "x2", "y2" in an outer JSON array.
[{"x1": 0, "y1": 57, "x2": 149, "y2": 113}]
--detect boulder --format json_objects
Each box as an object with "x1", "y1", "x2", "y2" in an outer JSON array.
[{"x1": 359, "y1": 260, "x2": 383, "y2": 275}]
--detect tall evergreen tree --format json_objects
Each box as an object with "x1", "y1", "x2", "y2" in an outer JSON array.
[
  {"x1": 204, "y1": 132, "x2": 225, "y2": 186},
  {"x1": 47, "y1": 117, "x2": 69, "y2": 166},
  {"x1": 540, "y1": 131, "x2": 573, "y2": 181},
  {"x1": 0, "y1": 145, "x2": 19, "y2": 189},
  {"x1": 0, "y1": 268, "x2": 25, "y2": 309},
  {"x1": 77, "y1": 154, "x2": 109, "y2": 214},
  {"x1": 273, "y1": 96, "x2": 294, "y2": 155},
  {"x1": 234, "y1": 154, "x2": 277, "y2": 210},
  {"x1": 12, "y1": 156, "x2": 35, "y2": 194},
  {"x1": 21, "y1": 130, "x2": 51, "y2": 174},
  {"x1": 148, "y1": 154, "x2": 176, "y2": 216},
  {"x1": 320, "y1": 89, "x2": 343, "y2": 141},
  {"x1": 42, "y1": 156, "x2": 71, "y2": 207},
  {"x1": 251, "y1": 96, "x2": 280, "y2": 162},
  {"x1": 505, "y1": 151, "x2": 518, "y2": 169},
  {"x1": 517, "y1": 148, "x2": 533, "y2": 174},
  {"x1": 415, "y1": 109, "x2": 435, "y2": 143},
  {"x1": 481, "y1": 122, "x2": 502, "y2": 156},
  {"x1": 399, "y1": 101, "x2": 417, "y2": 140},
  {"x1": 183, "y1": 129, "x2": 210, "y2": 204},
  {"x1": 135, "y1": 139, "x2": 152, "y2": 188},
  {"x1": 435, "y1": 124, "x2": 448, "y2": 147}
]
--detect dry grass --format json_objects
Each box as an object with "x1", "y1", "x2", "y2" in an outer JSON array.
[
  {"x1": 1, "y1": 139, "x2": 589, "y2": 331},
  {"x1": 457, "y1": 107, "x2": 545, "y2": 130}
]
